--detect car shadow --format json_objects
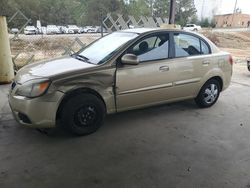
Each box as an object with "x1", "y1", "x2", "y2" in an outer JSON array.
[
  {"x1": 4, "y1": 99, "x2": 198, "y2": 140},
  {"x1": 104, "y1": 99, "x2": 197, "y2": 129}
]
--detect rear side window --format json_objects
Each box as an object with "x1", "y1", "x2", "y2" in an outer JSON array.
[
  {"x1": 174, "y1": 33, "x2": 210, "y2": 57},
  {"x1": 201, "y1": 40, "x2": 210, "y2": 55}
]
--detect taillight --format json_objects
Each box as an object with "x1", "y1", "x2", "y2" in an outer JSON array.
[{"x1": 229, "y1": 55, "x2": 233, "y2": 65}]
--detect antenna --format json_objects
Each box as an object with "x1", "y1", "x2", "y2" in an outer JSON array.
[
  {"x1": 231, "y1": 0, "x2": 238, "y2": 27},
  {"x1": 233, "y1": 0, "x2": 238, "y2": 13}
]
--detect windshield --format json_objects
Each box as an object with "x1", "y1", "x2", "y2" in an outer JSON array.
[{"x1": 77, "y1": 32, "x2": 139, "y2": 65}]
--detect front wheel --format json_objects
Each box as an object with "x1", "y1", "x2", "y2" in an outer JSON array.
[
  {"x1": 195, "y1": 79, "x2": 221, "y2": 108},
  {"x1": 61, "y1": 93, "x2": 106, "y2": 136}
]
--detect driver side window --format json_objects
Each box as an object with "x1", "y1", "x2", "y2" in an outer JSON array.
[{"x1": 127, "y1": 33, "x2": 169, "y2": 62}]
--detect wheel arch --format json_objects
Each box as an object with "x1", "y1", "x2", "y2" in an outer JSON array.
[
  {"x1": 56, "y1": 87, "x2": 107, "y2": 122},
  {"x1": 195, "y1": 76, "x2": 223, "y2": 108},
  {"x1": 207, "y1": 76, "x2": 223, "y2": 91},
  {"x1": 196, "y1": 75, "x2": 224, "y2": 98}
]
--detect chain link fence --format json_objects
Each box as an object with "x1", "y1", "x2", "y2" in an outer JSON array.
[
  {"x1": 103, "y1": 13, "x2": 168, "y2": 32},
  {"x1": 7, "y1": 10, "x2": 168, "y2": 71},
  {"x1": 7, "y1": 9, "x2": 101, "y2": 72}
]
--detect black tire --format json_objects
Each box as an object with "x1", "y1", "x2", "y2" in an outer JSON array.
[
  {"x1": 195, "y1": 79, "x2": 221, "y2": 108},
  {"x1": 61, "y1": 93, "x2": 106, "y2": 136}
]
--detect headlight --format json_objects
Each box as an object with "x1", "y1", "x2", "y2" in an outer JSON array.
[{"x1": 16, "y1": 79, "x2": 51, "y2": 98}]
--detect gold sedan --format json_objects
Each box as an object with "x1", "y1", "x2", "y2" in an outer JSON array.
[{"x1": 9, "y1": 28, "x2": 233, "y2": 135}]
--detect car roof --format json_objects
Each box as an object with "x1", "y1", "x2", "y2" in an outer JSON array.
[
  {"x1": 121, "y1": 28, "x2": 159, "y2": 34},
  {"x1": 117, "y1": 28, "x2": 214, "y2": 47},
  {"x1": 119, "y1": 27, "x2": 207, "y2": 37},
  {"x1": 119, "y1": 27, "x2": 190, "y2": 35}
]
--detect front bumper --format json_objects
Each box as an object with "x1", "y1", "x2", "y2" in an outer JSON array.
[{"x1": 9, "y1": 88, "x2": 64, "y2": 128}]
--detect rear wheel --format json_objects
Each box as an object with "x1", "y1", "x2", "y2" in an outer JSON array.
[
  {"x1": 195, "y1": 79, "x2": 221, "y2": 108},
  {"x1": 61, "y1": 93, "x2": 106, "y2": 136}
]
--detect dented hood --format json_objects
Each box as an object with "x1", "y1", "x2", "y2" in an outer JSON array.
[{"x1": 15, "y1": 56, "x2": 96, "y2": 84}]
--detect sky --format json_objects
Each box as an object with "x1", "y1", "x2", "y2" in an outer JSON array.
[{"x1": 194, "y1": 0, "x2": 250, "y2": 19}]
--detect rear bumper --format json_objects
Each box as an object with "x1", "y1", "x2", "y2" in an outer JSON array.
[{"x1": 221, "y1": 64, "x2": 233, "y2": 92}]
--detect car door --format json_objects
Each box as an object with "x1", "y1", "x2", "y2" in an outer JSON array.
[
  {"x1": 172, "y1": 32, "x2": 212, "y2": 98},
  {"x1": 115, "y1": 32, "x2": 177, "y2": 112}
]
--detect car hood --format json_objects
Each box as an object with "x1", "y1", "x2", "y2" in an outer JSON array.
[{"x1": 15, "y1": 56, "x2": 97, "y2": 84}]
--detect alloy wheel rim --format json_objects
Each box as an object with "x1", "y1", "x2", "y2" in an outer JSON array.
[
  {"x1": 203, "y1": 84, "x2": 218, "y2": 104},
  {"x1": 74, "y1": 105, "x2": 97, "y2": 127}
]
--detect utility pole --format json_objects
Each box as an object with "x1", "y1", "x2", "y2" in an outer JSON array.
[
  {"x1": 231, "y1": 0, "x2": 238, "y2": 27},
  {"x1": 0, "y1": 16, "x2": 14, "y2": 84},
  {"x1": 169, "y1": 0, "x2": 176, "y2": 24},
  {"x1": 233, "y1": 0, "x2": 238, "y2": 13},
  {"x1": 201, "y1": 0, "x2": 206, "y2": 20},
  {"x1": 150, "y1": 0, "x2": 153, "y2": 17}
]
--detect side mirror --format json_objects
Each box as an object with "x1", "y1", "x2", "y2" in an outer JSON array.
[{"x1": 121, "y1": 54, "x2": 139, "y2": 65}]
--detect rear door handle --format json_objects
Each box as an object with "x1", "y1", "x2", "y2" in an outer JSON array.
[
  {"x1": 203, "y1": 60, "x2": 210, "y2": 65},
  {"x1": 159, "y1": 66, "x2": 169, "y2": 72}
]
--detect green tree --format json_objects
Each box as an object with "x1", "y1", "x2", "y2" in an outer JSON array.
[
  {"x1": 81, "y1": 0, "x2": 124, "y2": 25},
  {"x1": 199, "y1": 18, "x2": 213, "y2": 28},
  {"x1": 126, "y1": 0, "x2": 151, "y2": 18},
  {"x1": 2, "y1": 0, "x2": 198, "y2": 28},
  {"x1": 0, "y1": 0, "x2": 15, "y2": 17},
  {"x1": 4, "y1": 0, "x2": 81, "y2": 26},
  {"x1": 190, "y1": 14, "x2": 199, "y2": 24},
  {"x1": 153, "y1": 0, "x2": 169, "y2": 18},
  {"x1": 175, "y1": 0, "x2": 197, "y2": 26}
]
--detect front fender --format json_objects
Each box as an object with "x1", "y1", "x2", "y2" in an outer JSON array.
[{"x1": 53, "y1": 69, "x2": 116, "y2": 114}]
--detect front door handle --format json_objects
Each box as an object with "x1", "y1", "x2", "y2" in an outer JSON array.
[
  {"x1": 203, "y1": 60, "x2": 210, "y2": 65},
  {"x1": 159, "y1": 66, "x2": 169, "y2": 72}
]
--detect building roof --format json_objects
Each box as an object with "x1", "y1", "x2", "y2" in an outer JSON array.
[{"x1": 215, "y1": 13, "x2": 250, "y2": 17}]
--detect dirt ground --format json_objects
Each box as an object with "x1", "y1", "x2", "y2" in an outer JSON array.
[{"x1": 202, "y1": 31, "x2": 250, "y2": 61}]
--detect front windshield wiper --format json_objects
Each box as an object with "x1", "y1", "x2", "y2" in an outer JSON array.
[{"x1": 71, "y1": 54, "x2": 94, "y2": 64}]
